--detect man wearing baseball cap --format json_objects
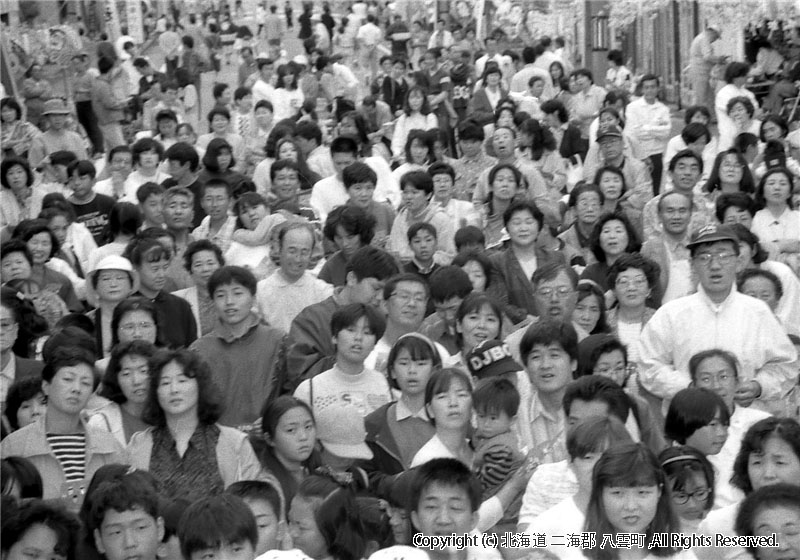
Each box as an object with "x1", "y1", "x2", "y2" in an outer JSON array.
[
  {"x1": 28, "y1": 98, "x2": 88, "y2": 170},
  {"x1": 638, "y1": 224, "x2": 797, "y2": 413}
]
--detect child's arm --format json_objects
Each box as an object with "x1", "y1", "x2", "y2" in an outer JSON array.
[{"x1": 231, "y1": 213, "x2": 287, "y2": 245}]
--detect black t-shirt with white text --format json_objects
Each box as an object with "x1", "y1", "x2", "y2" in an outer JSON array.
[{"x1": 70, "y1": 193, "x2": 116, "y2": 245}]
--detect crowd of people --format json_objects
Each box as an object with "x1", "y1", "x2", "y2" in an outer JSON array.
[{"x1": 2, "y1": 1, "x2": 800, "y2": 560}]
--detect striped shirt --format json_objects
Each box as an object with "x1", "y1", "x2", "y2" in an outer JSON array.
[{"x1": 46, "y1": 433, "x2": 86, "y2": 482}]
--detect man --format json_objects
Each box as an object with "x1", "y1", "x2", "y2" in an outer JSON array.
[
  {"x1": 162, "y1": 142, "x2": 204, "y2": 227},
  {"x1": 427, "y1": 19, "x2": 453, "y2": 50},
  {"x1": 238, "y1": 46, "x2": 259, "y2": 87},
  {"x1": 386, "y1": 14, "x2": 410, "y2": 59},
  {"x1": 365, "y1": 273, "x2": 451, "y2": 373},
  {"x1": 265, "y1": 4, "x2": 285, "y2": 43},
  {"x1": 356, "y1": 14, "x2": 383, "y2": 82},
  {"x1": 567, "y1": 69, "x2": 606, "y2": 140},
  {"x1": 158, "y1": 22, "x2": 181, "y2": 76},
  {"x1": 641, "y1": 191, "x2": 695, "y2": 303},
  {"x1": 510, "y1": 45, "x2": 553, "y2": 98},
  {"x1": 625, "y1": 74, "x2": 672, "y2": 194},
  {"x1": 252, "y1": 58, "x2": 276, "y2": 104},
  {"x1": 420, "y1": 266, "x2": 475, "y2": 355},
  {"x1": 28, "y1": 100, "x2": 88, "y2": 169},
  {"x1": 295, "y1": 120, "x2": 335, "y2": 178},
  {"x1": 193, "y1": 266, "x2": 287, "y2": 428},
  {"x1": 638, "y1": 224, "x2": 797, "y2": 413},
  {"x1": 256, "y1": 222, "x2": 333, "y2": 333},
  {"x1": 71, "y1": 51, "x2": 104, "y2": 157},
  {"x1": 287, "y1": 245, "x2": 398, "y2": 386},
  {"x1": 582, "y1": 124, "x2": 653, "y2": 212},
  {"x1": 160, "y1": 187, "x2": 195, "y2": 290},
  {"x1": 451, "y1": 120, "x2": 496, "y2": 202},
  {"x1": 689, "y1": 26, "x2": 727, "y2": 116},
  {"x1": 91, "y1": 57, "x2": 129, "y2": 151},
  {"x1": 642, "y1": 149, "x2": 712, "y2": 240}
]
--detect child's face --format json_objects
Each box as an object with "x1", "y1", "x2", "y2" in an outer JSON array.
[
  {"x1": 392, "y1": 348, "x2": 434, "y2": 398},
  {"x1": 592, "y1": 349, "x2": 628, "y2": 387},
  {"x1": 254, "y1": 107, "x2": 273, "y2": 128},
  {"x1": 411, "y1": 482, "x2": 477, "y2": 538},
  {"x1": 685, "y1": 409, "x2": 728, "y2": 456},
  {"x1": 138, "y1": 149, "x2": 160, "y2": 170},
  {"x1": 218, "y1": 87, "x2": 232, "y2": 105},
  {"x1": 212, "y1": 280, "x2": 253, "y2": 326},
  {"x1": 346, "y1": 181, "x2": 375, "y2": 209},
  {"x1": 529, "y1": 79, "x2": 545, "y2": 98},
  {"x1": 409, "y1": 138, "x2": 428, "y2": 164},
  {"x1": 237, "y1": 94, "x2": 253, "y2": 113},
  {"x1": 410, "y1": 228, "x2": 437, "y2": 263},
  {"x1": 94, "y1": 508, "x2": 164, "y2": 560},
  {"x1": 269, "y1": 406, "x2": 316, "y2": 463},
  {"x1": 211, "y1": 114, "x2": 230, "y2": 134},
  {"x1": 189, "y1": 541, "x2": 255, "y2": 560},
  {"x1": 333, "y1": 315, "x2": 378, "y2": 365},
  {"x1": 692, "y1": 355, "x2": 737, "y2": 413},
  {"x1": 475, "y1": 408, "x2": 513, "y2": 439},
  {"x1": 459, "y1": 138, "x2": 482, "y2": 158},
  {"x1": 239, "y1": 203, "x2": 268, "y2": 230},
  {"x1": 163, "y1": 194, "x2": 194, "y2": 230},
  {"x1": 289, "y1": 497, "x2": 328, "y2": 559},
  {"x1": 15, "y1": 391, "x2": 46, "y2": 428},
  {"x1": 525, "y1": 342, "x2": 576, "y2": 395},
  {"x1": 401, "y1": 185, "x2": 430, "y2": 214},
  {"x1": 141, "y1": 193, "x2": 165, "y2": 225},
  {"x1": 244, "y1": 498, "x2": 280, "y2": 556},
  {"x1": 158, "y1": 118, "x2": 178, "y2": 137},
  {"x1": 669, "y1": 471, "x2": 711, "y2": 521},
  {"x1": 70, "y1": 173, "x2": 94, "y2": 199}
]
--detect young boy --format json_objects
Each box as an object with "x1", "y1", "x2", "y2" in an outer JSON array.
[
  {"x1": 293, "y1": 302, "x2": 391, "y2": 417},
  {"x1": 309, "y1": 136, "x2": 359, "y2": 222},
  {"x1": 409, "y1": 458, "x2": 502, "y2": 560},
  {"x1": 125, "y1": 236, "x2": 197, "y2": 348},
  {"x1": 519, "y1": 319, "x2": 579, "y2": 464},
  {"x1": 454, "y1": 225, "x2": 486, "y2": 253},
  {"x1": 295, "y1": 120, "x2": 334, "y2": 178},
  {"x1": 343, "y1": 162, "x2": 394, "y2": 248},
  {"x1": 192, "y1": 178, "x2": 237, "y2": 252},
  {"x1": 213, "y1": 82, "x2": 233, "y2": 112},
  {"x1": 178, "y1": 494, "x2": 258, "y2": 560},
  {"x1": 231, "y1": 86, "x2": 254, "y2": 139},
  {"x1": 95, "y1": 146, "x2": 134, "y2": 200},
  {"x1": 162, "y1": 142, "x2": 203, "y2": 226},
  {"x1": 404, "y1": 222, "x2": 441, "y2": 281},
  {"x1": 192, "y1": 265, "x2": 287, "y2": 428},
  {"x1": 136, "y1": 182, "x2": 166, "y2": 230},
  {"x1": 226, "y1": 480, "x2": 285, "y2": 556},
  {"x1": 162, "y1": 186, "x2": 195, "y2": 290},
  {"x1": 88, "y1": 472, "x2": 164, "y2": 560},
  {"x1": 419, "y1": 265, "x2": 474, "y2": 355},
  {"x1": 66, "y1": 160, "x2": 116, "y2": 245}
]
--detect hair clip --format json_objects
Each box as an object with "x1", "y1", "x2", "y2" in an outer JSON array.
[{"x1": 660, "y1": 454, "x2": 702, "y2": 467}]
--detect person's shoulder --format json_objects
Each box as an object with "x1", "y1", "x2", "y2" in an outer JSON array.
[
  {"x1": 95, "y1": 193, "x2": 116, "y2": 206},
  {"x1": 1, "y1": 421, "x2": 41, "y2": 454}
]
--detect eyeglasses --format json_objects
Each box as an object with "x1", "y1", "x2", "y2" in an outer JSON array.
[
  {"x1": 536, "y1": 286, "x2": 572, "y2": 298},
  {"x1": 615, "y1": 276, "x2": 648, "y2": 288},
  {"x1": 671, "y1": 488, "x2": 709, "y2": 505},
  {"x1": 694, "y1": 252, "x2": 736, "y2": 266},
  {"x1": 119, "y1": 322, "x2": 156, "y2": 332},
  {"x1": 595, "y1": 364, "x2": 627, "y2": 377},
  {"x1": 391, "y1": 291, "x2": 427, "y2": 304}
]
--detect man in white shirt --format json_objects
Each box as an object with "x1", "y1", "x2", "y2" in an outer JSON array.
[
  {"x1": 625, "y1": 74, "x2": 672, "y2": 195},
  {"x1": 637, "y1": 224, "x2": 798, "y2": 413},
  {"x1": 689, "y1": 26, "x2": 727, "y2": 115},
  {"x1": 356, "y1": 14, "x2": 383, "y2": 82},
  {"x1": 256, "y1": 222, "x2": 333, "y2": 333},
  {"x1": 475, "y1": 37, "x2": 513, "y2": 86},
  {"x1": 252, "y1": 58, "x2": 276, "y2": 104},
  {"x1": 427, "y1": 19, "x2": 453, "y2": 50},
  {"x1": 510, "y1": 45, "x2": 553, "y2": 99}
]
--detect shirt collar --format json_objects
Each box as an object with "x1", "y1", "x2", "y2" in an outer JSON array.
[
  {"x1": 396, "y1": 399, "x2": 430, "y2": 421},
  {"x1": 1, "y1": 355, "x2": 15, "y2": 382}
]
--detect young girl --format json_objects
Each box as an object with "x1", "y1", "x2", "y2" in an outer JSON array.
[
  {"x1": 391, "y1": 129, "x2": 434, "y2": 182},
  {"x1": 365, "y1": 333, "x2": 441, "y2": 474},
  {"x1": 272, "y1": 64, "x2": 305, "y2": 122},
  {"x1": 224, "y1": 192, "x2": 285, "y2": 274},
  {"x1": 251, "y1": 396, "x2": 320, "y2": 517},
  {"x1": 391, "y1": 87, "x2": 438, "y2": 162},
  {"x1": 584, "y1": 443, "x2": 694, "y2": 560},
  {"x1": 751, "y1": 167, "x2": 800, "y2": 272},
  {"x1": 410, "y1": 367, "x2": 473, "y2": 468},
  {"x1": 124, "y1": 138, "x2": 171, "y2": 197},
  {"x1": 658, "y1": 446, "x2": 715, "y2": 532},
  {"x1": 452, "y1": 293, "x2": 503, "y2": 367}
]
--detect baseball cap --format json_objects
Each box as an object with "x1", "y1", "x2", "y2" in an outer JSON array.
[
  {"x1": 686, "y1": 224, "x2": 739, "y2": 250},
  {"x1": 596, "y1": 124, "x2": 623, "y2": 142},
  {"x1": 315, "y1": 407, "x2": 373, "y2": 460},
  {"x1": 466, "y1": 339, "x2": 523, "y2": 380}
]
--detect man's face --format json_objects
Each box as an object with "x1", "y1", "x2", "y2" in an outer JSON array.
[
  {"x1": 533, "y1": 271, "x2": 577, "y2": 321},
  {"x1": 141, "y1": 194, "x2": 164, "y2": 225},
  {"x1": 332, "y1": 152, "x2": 357, "y2": 178},
  {"x1": 722, "y1": 207, "x2": 753, "y2": 229},
  {"x1": 272, "y1": 168, "x2": 300, "y2": 201},
  {"x1": 641, "y1": 79, "x2": 659, "y2": 102},
  {"x1": 671, "y1": 156, "x2": 702, "y2": 193},
  {"x1": 410, "y1": 228, "x2": 437, "y2": 263},
  {"x1": 347, "y1": 273, "x2": 385, "y2": 307},
  {"x1": 492, "y1": 128, "x2": 515, "y2": 158},
  {"x1": 279, "y1": 227, "x2": 314, "y2": 282},
  {"x1": 693, "y1": 355, "x2": 737, "y2": 412},
  {"x1": 201, "y1": 186, "x2": 230, "y2": 221},
  {"x1": 163, "y1": 194, "x2": 193, "y2": 230},
  {"x1": 411, "y1": 482, "x2": 477, "y2": 539},
  {"x1": 386, "y1": 280, "x2": 428, "y2": 330},
  {"x1": 71, "y1": 173, "x2": 94, "y2": 199},
  {"x1": 138, "y1": 257, "x2": 170, "y2": 293},
  {"x1": 575, "y1": 191, "x2": 601, "y2": 226},
  {"x1": 213, "y1": 281, "x2": 254, "y2": 326},
  {"x1": 95, "y1": 508, "x2": 164, "y2": 560},
  {"x1": 692, "y1": 241, "x2": 738, "y2": 300},
  {"x1": 525, "y1": 342, "x2": 576, "y2": 395},
  {"x1": 658, "y1": 192, "x2": 692, "y2": 237},
  {"x1": 599, "y1": 137, "x2": 623, "y2": 161}
]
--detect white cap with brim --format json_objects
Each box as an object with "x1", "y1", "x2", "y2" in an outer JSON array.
[
  {"x1": 315, "y1": 406, "x2": 374, "y2": 460},
  {"x1": 85, "y1": 255, "x2": 139, "y2": 307}
]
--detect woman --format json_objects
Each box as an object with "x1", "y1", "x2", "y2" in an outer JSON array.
[
  {"x1": 88, "y1": 340, "x2": 158, "y2": 446},
  {"x1": 196, "y1": 108, "x2": 246, "y2": 172},
  {"x1": 540, "y1": 99, "x2": 587, "y2": 166},
  {"x1": 659, "y1": 446, "x2": 716, "y2": 533},
  {"x1": 391, "y1": 86, "x2": 438, "y2": 162},
  {"x1": 469, "y1": 62, "x2": 508, "y2": 126},
  {"x1": 450, "y1": 293, "x2": 504, "y2": 368},
  {"x1": 252, "y1": 119, "x2": 297, "y2": 197},
  {"x1": 716, "y1": 62, "x2": 759, "y2": 152},
  {"x1": 0, "y1": 272, "x2": 49, "y2": 360},
  {"x1": 109, "y1": 297, "x2": 162, "y2": 349},
  {"x1": 272, "y1": 64, "x2": 304, "y2": 122},
  {"x1": 1, "y1": 97, "x2": 42, "y2": 159},
  {"x1": 700, "y1": 149, "x2": 756, "y2": 207},
  {"x1": 22, "y1": 63, "x2": 53, "y2": 128},
  {"x1": 489, "y1": 198, "x2": 566, "y2": 324},
  {"x1": 580, "y1": 212, "x2": 642, "y2": 292},
  {"x1": 452, "y1": 249, "x2": 495, "y2": 294},
  {"x1": 583, "y1": 442, "x2": 694, "y2": 560},
  {"x1": 572, "y1": 279, "x2": 611, "y2": 335},
  {"x1": 391, "y1": 129, "x2": 434, "y2": 181},
  {"x1": 751, "y1": 167, "x2": 800, "y2": 269},
  {"x1": 197, "y1": 137, "x2": 247, "y2": 195},
  {"x1": 127, "y1": 348, "x2": 269, "y2": 501},
  {"x1": 274, "y1": 137, "x2": 321, "y2": 194},
  {"x1": 697, "y1": 418, "x2": 800, "y2": 560},
  {"x1": 594, "y1": 166, "x2": 641, "y2": 229},
  {"x1": 549, "y1": 61, "x2": 570, "y2": 101},
  {"x1": 605, "y1": 252, "x2": 661, "y2": 366},
  {"x1": 1, "y1": 501, "x2": 81, "y2": 560},
  {"x1": 720, "y1": 96, "x2": 761, "y2": 151},
  {"x1": 410, "y1": 368, "x2": 474, "y2": 468},
  {"x1": 14, "y1": 219, "x2": 82, "y2": 311},
  {"x1": 173, "y1": 239, "x2": 224, "y2": 336},
  {"x1": 735, "y1": 483, "x2": 800, "y2": 560},
  {"x1": 480, "y1": 163, "x2": 525, "y2": 249},
  {"x1": 85, "y1": 255, "x2": 137, "y2": 358},
  {"x1": 518, "y1": 117, "x2": 567, "y2": 194},
  {"x1": 665, "y1": 387, "x2": 730, "y2": 458},
  {"x1": 1, "y1": 156, "x2": 44, "y2": 232}
]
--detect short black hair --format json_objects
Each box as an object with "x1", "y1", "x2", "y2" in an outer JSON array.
[
  {"x1": 207, "y1": 265, "x2": 258, "y2": 297},
  {"x1": 164, "y1": 142, "x2": 200, "y2": 172},
  {"x1": 472, "y1": 377, "x2": 520, "y2": 417},
  {"x1": 212, "y1": 83, "x2": 230, "y2": 100},
  {"x1": 589, "y1": 212, "x2": 641, "y2": 263},
  {"x1": 668, "y1": 148, "x2": 703, "y2": 173},
  {"x1": 330, "y1": 135, "x2": 359, "y2": 156},
  {"x1": 731, "y1": 418, "x2": 800, "y2": 494},
  {"x1": 399, "y1": 169, "x2": 434, "y2": 195},
  {"x1": 178, "y1": 494, "x2": 258, "y2": 559},
  {"x1": 41, "y1": 346, "x2": 97, "y2": 384},
  {"x1": 454, "y1": 226, "x2": 485, "y2": 251},
  {"x1": 67, "y1": 159, "x2": 97, "y2": 179},
  {"x1": 519, "y1": 319, "x2": 579, "y2": 364},
  {"x1": 407, "y1": 221, "x2": 437, "y2": 242},
  {"x1": 457, "y1": 120, "x2": 485, "y2": 142},
  {"x1": 1, "y1": 156, "x2": 34, "y2": 189},
  {"x1": 409, "y1": 458, "x2": 482, "y2": 513},
  {"x1": 738, "y1": 267, "x2": 783, "y2": 301},
  {"x1": 346, "y1": 246, "x2": 400, "y2": 281},
  {"x1": 540, "y1": 99, "x2": 569, "y2": 123},
  {"x1": 226, "y1": 480, "x2": 283, "y2": 521},
  {"x1": 99, "y1": 340, "x2": 159, "y2": 404},
  {"x1": 502, "y1": 199, "x2": 544, "y2": 230},
  {"x1": 715, "y1": 192, "x2": 758, "y2": 222},
  {"x1": 342, "y1": 161, "x2": 377, "y2": 188},
  {"x1": 606, "y1": 252, "x2": 660, "y2": 291},
  {"x1": 428, "y1": 265, "x2": 473, "y2": 304},
  {"x1": 4, "y1": 377, "x2": 44, "y2": 430},
  {"x1": 14, "y1": 218, "x2": 60, "y2": 259},
  {"x1": 563, "y1": 375, "x2": 631, "y2": 421},
  {"x1": 1, "y1": 501, "x2": 80, "y2": 558},
  {"x1": 664, "y1": 387, "x2": 731, "y2": 444},
  {"x1": 295, "y1": 120, "x2": 323, "y2": 145},
  {"x1": 86, "y1": 470, "x2": 160, "y2": 536},
  {"x1": 330, "y1": 302, "x2": 386, "y2": 339},
  {"x1": 136, "y1": 182, "x2": 166, "y2": 204},
  {"x1": 735, "y1": 483, "x2": 800, "y2": 557},
  {"x1": 131, "y1": 137, "x2": 165, "y2": 163}
]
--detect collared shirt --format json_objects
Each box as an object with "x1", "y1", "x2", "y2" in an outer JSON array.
[
  {"x1": 625, "y1": 97, "x2": 672, "y2": 157},
  {"x1": 192, "y1": 215, "x2": 237, "y2": 254},
  {"x1": 528, "y1": 390, "x2": 567, "y2": 465},
  {"x1": 642, "y1": 189, "x2": 712, "y2": 241},
  {"x1": 638, "y1": 285, "x2": 798, "y2": 404},
  {"x1": 256, "y1": 271, "x2": 334, "y2": 333},
  {"x1": 752, "y1": 207, "x2": 800, "y2": 261},
  {"x1": 0, "y1": 356, "x2": 16, "y2": 412},
  {"x1": 568, "y1": 84, "x2": 607, "y2": 138},
  {"x1": 150, "y1": 423, "x2": 225, "y2": 501},
  {"x1": 452, "y1": 152, "x2": 497, "y2": 201},
  {"x1": 395, "y1": 398, "x2": 430, "y2": 422}
]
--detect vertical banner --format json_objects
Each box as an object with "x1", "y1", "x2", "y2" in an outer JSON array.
[
  {"x1": 105, "y1": 0, "x2": 122, "y2": 41},
  {"x1": 127, "y1": 0, "x2": 144, "y2": 43}
]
